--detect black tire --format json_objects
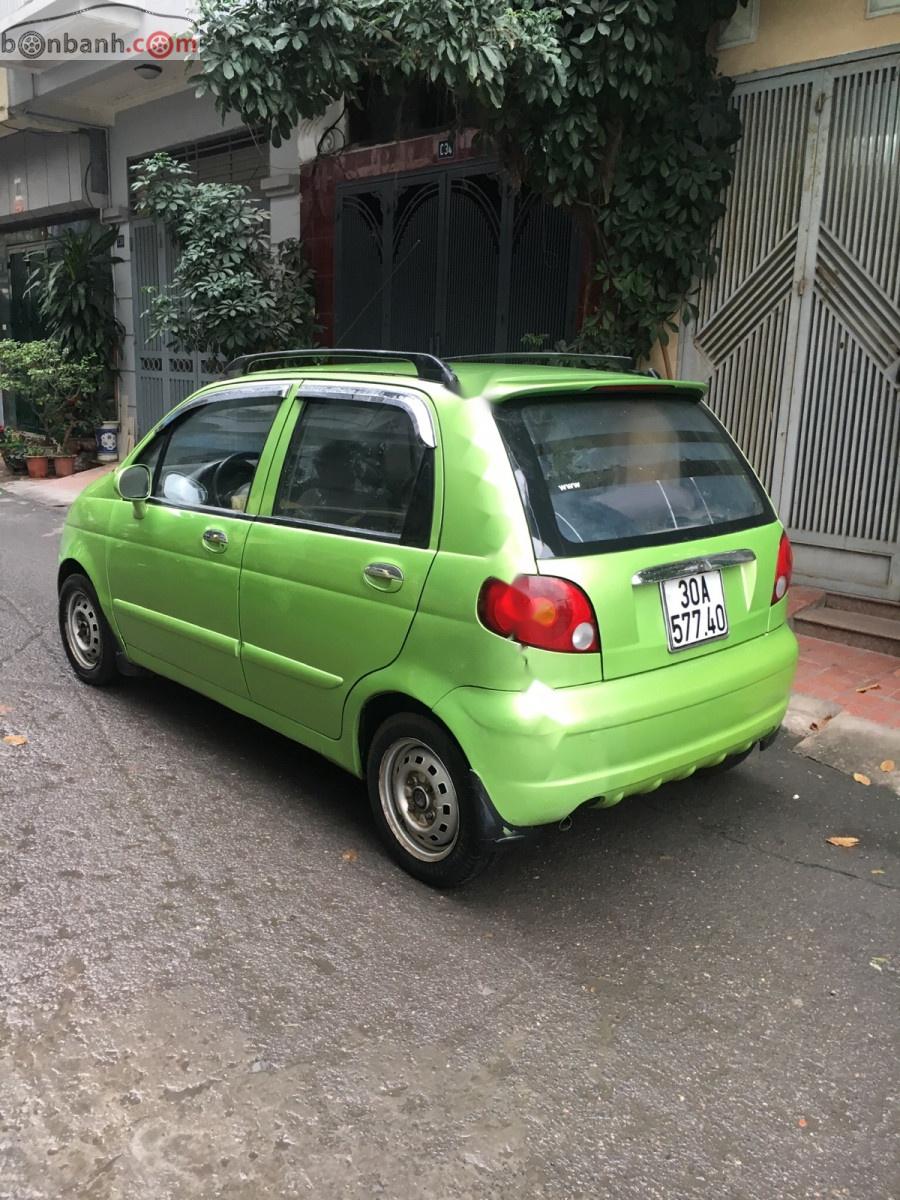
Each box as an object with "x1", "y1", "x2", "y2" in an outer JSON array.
[
  {"x1": 58, "y1": 572, "x2": 120, "y2": 686},
  {"x1": 697, "y1": 745, "x2": 754, "y2": 776},
  {"x1": 366, "y1": 713, "x2": 494, "y2": 888}
]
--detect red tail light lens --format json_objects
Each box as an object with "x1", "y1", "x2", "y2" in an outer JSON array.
[
  {"x1": 478, "y1": 575, "x2": 600, "y2": 653},
  {"x1": 771, "y1": 532, "x2": 793, "y2": 604}
]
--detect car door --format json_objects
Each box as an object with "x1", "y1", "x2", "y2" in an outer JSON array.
[
  {"x1": 106, "y1": 384, "x2": 289, "y2": 697},
  {"x1": 239, "y1": 380, "x2": 440, "y2": 739}
]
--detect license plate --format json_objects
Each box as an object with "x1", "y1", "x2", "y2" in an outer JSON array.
[{"x1": 660, "y1": 570, "x2": 729, "y2": 652}]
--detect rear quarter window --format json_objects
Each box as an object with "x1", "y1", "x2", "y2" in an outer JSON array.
[{"x1": 493, "y1": 391, "x2": 774, "y2": 557}]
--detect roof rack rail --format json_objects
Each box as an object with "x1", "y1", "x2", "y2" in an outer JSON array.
[
  {"x1": 445, "y1": 351, "x2": 654, "y2": 376},
  {"x1": 223, "y1": 348, "x2": 460, "y2": 392}
]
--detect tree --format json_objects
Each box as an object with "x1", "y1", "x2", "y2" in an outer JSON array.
[
  {"x1": 27, "y1": 224, "x2": 124, "y2": 367},
  {"x1": 131, "y1": 153, "x2": 317, "y2": 361},
  {"x1": 0, "y1": 340, "x2": 104, "y2": 451},
  {"x1": 193, "y1": 0, "x2": 745, "y2": 358}
]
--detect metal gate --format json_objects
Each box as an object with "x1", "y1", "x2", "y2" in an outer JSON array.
[
  {"x1": 681, "y1": 53, "x2": 900, "y2": 601},
  {"x1": 131, "y1": 220, "x2": 220, "y2": 437},
  {"x1": 334, "y1": 161, "x2": 581, "y2": 356}
]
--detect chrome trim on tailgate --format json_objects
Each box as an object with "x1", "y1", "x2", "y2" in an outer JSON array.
[{"x1": 631, "y1": 549, "x2": 756, "y2": 586}]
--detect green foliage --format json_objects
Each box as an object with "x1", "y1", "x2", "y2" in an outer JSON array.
[
  {"x1": 27, "y1": 225, "x2": 124, "y2": 367},
  {"x1": 492, "y1": 0, "x2": 744, "y2": 357},
  {"x1": 192, "y1": 1, "x2": 565, "y2": 145},
  {"x1": 193, "y1": 0, "x2": 744, "y2": 358},
  {"x1": 131, "y1": 153, "x2": 318, "y2": 360},
  {"x1": 0, "y1": 340, "x2": 104, "y2": 451}
]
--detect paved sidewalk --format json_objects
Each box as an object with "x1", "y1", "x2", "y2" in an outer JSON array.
[
  {"x1": 792, "y1": 634, "x2": 900, "y2": 728},
  {"x1": 786, "y1": 587, "x2": 900, "y2": 793},
  {"x1": 787, "y1": 584, "x2": 900, "y2": 729},
  {"x1": 0, "y1": 462, "x2": 115, "y2": 506}
]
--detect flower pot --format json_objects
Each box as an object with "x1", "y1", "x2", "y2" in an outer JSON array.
[
  {"x1": 53, "y1": 454, "x2": 77, "y2": 477},
  {"x1": 25, "y1": 455, "x2": 50, "y2": 479},
  {"x1": 96, "y1": 420, "x2": 119, "y2": 464}
]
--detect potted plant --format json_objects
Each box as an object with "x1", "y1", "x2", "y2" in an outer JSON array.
[
  {"x1": 0, "y1": 426, "x2": 30, "y2": 474},
  {"x1": 25, "y1": 446, "x2": 54, "y2": 479},
  {"x1": 52, "y1": 448, "x2": 77, "y2": 477},
  {"x1": 0, "y1": 340, "x2": 104, "y2": 477},
  {"x1": 27, "y1": 223, "x2": 123, "y2": 462}
]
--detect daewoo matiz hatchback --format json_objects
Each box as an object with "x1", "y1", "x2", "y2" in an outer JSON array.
[{"x1": 58, "y1": 351, "x2": 797, "y2": 886}]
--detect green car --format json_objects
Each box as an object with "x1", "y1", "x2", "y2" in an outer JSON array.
[{"x1": 58, "y1": 351, "x2": 797, "y2": 886}]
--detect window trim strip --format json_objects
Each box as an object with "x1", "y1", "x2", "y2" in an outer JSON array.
[{"x1": 296, "y1": 379, "x2": 437, "y2": 448}]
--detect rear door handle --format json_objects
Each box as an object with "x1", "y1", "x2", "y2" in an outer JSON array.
[
  {"x1": 202, "y1": 527, "x2": 228, "y2": 552},
  {"x1": 364, "y1": 562, "x2": 404, "y2": 591}
]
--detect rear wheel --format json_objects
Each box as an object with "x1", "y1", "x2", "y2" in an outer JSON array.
[
  {"x1": 58, "y1": 573, "x2": 119, "y2": 686},
  {"x1": 366, "y1": 713, "x2": 494, "y2": 888}
]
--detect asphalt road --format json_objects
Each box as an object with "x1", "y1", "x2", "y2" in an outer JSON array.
[{"x1": 1, "y1": 490, "x2": 898, "y2": 1200}]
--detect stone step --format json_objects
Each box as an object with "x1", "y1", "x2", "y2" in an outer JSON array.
[
  {"x1": 793, "y1": 604, "x2": 900, "y2": 657},
  {"x1": 822, "y1": 591, "x2": 900, "y2": 623}
]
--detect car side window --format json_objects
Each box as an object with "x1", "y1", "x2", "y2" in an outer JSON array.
[
  {"x1": 272, "y1": 397, "x2": 433, "y2": 546},
  {"x1": 154, "y1": 394, "x2": 281, "y2": 512},
  {"x1": 134, "y1": 433, "x2": 163, "y2": 477}
]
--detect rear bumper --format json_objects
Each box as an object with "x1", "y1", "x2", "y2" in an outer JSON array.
[{"x1": 433, "y1": 624, "x2": 798, "y2": 828}]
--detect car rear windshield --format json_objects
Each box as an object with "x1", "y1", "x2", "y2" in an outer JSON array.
[{"x1": 493, "y1": 391, "x2": 773, "y2": 558}]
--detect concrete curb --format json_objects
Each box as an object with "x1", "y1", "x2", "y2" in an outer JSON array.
[{"x1": 788, "y1": 693, "x2": 900, "y2": 795}]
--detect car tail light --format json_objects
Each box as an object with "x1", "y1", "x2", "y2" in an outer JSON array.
[
  {"x1": 478, "y1": 575, "x2": 599, "y2": 653},
  {"x1": 771, "y1": 532, "x2": 793, "y2": 604}
]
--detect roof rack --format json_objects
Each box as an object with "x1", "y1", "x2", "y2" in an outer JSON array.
[
  {"x1": 446, "y1": 351, "x2": 655, "y2": 377},
  {"x1": 223, "y1": 348, "x2": 460, "y2": 392}
]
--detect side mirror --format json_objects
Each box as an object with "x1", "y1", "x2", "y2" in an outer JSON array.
[{"x1": 115, "y1": 464, "x2": 152, "y2": 506}]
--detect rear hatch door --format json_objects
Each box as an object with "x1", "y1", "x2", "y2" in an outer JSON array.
[{"x1": 493, "y1": 385, "x2": 782, "y2": 680}]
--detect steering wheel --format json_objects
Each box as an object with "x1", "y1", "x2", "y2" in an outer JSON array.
[{"x1": 212, "y1": 452, "x2": 257, "y2": 507}]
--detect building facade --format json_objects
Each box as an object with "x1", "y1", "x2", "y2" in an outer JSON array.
[
  {"x1": 680, "y1": 0, "x2": 900, "y2": 601},
  {"x1": 1, "y1": 0, "x2": 897, "y2": 601},
  {"x1": 0, "y1": 0, "x2": 310, "y2": 446}
]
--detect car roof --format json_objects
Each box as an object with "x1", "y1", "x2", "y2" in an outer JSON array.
[{"x1": 197, "y1": 358, "x2": 705, "y2": 405}]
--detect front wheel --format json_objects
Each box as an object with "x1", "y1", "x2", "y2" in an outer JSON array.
[
  {"x1": 58, "y1": 573, "x2": 119, "y2": 686},
  {"x1": 366, "y1": 714, "x2": 494, "y2": 888}
]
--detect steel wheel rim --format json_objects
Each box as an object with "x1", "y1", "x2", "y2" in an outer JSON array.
[
  {"x1": 65, "y1": 590, "x2": 102, "y2": 670},
  {"x1": 378, "y1": 737, "x2": 460, "y2": 862}
]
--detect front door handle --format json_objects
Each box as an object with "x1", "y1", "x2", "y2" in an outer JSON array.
[
  {"x1": 202, "y1": 527, "x2": 229, "y2": 552},
  {"x1": 364, "y1": 562, "x2": 404, "y2": 591}
]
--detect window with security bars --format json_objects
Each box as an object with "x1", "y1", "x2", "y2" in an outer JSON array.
[{"x1": 128, "y1": 127, "x2": 269, "y2": 198}]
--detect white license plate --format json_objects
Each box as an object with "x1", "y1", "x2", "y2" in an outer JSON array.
[{"x1": 660, "y1": 570, "x2": 729, "y2": 652}]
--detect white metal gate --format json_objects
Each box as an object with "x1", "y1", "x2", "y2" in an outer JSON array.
[
  {"x1": 132, "y1": 220, "x2": 220, "y2": 437},
  {"x1": 681, "y1": 53, "x2": 900, "y2": 601}
]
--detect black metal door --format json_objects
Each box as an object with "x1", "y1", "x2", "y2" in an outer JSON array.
[{"x1": 334, "y1": 162, "x2": 580, "y2": 355}]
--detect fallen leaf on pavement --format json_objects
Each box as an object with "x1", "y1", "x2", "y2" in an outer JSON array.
[
  {"x1": 852, "y1": 773, "x2": 871, "y2": 786},
  {"x1": 341, "y1": 849, "x2": 358, "y2": 863},
  {"x1": 2, "y1": 734, "x2": 27, "y2": 747},
  {"x1": 855, "y1": 681, "x2": 881, "y2": 693},
  {"x1": 880, "y1": 759, "x2": 895, "y2": 773},
  {"x1": 869, "y1": 957, "x2": 889, "y2": 972},
  {"x1": 825, "y1": 836, "x2": 860, "y2": 848}
]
